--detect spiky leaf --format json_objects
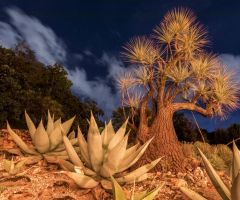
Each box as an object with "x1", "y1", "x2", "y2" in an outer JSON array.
[
  {"x1": 7, "y1": 122, "x2": 38, "y2": 155},
  {"x1": 87, "y1": 112, "x2": 103, "y2": 172},
  {"x1": 139, "y1": 183, "x2": 164, "y2": 200},
  {"x1": 198, "y1": 148, "x2": 231, "y2": 200},
  {"x1": 49, "y1": 125, "x2": 63, "y2": 150},
  {"x1": 101, "y1": 120, "x2": 115, "y2": 147},
  {"x1": 108, "y1": 119, "x2": 128, "y2": 150},
  {"x1": 34, "y1": 120, "x2": 50, "y2": 153},
  {"x1": 61, "y1": 116, "x2": 75, "y2": 135},
  {"x1": 111, "y1": 176, "x2": 127, "y2": 200},
  {"x1": 65, "y1": 172, "x2": 99, "y2": 189},
  {"x1": 180, "y1": 187, "x2": 207, "y2": 200},
  {"x1": 63, "y1": 136, "x2": 84, "y2": 167},
  {"x1": 46, "y1": 110, "x2": 54, "y2": 135},
  {"x1": 116, "y1": 157, "x2": 162, "y2": 183},
  {"x1": 118, "y1": 137, "x2": 154, "y2": 172},
  {"x1": 54, "y1": 118, "x2": 61, "y2": 129},
  {"x1": 77, "y1": 126, "x2": 90, "y2": 166},
  {"x1": 68, "y1": 130, "x2": 75, "y2": 140},
  {"x1": 100, "y1": 134, "x2": 128, "y2": 177},
  {"x1": 231, "y1": 172, "x2": 240, "y2": 200},
  {"x1": 24, "y1": 111, "x2": 36, "y2": 140},
  {"x1": 232, "y1": 141, "x2": 240, "y2": 180}
]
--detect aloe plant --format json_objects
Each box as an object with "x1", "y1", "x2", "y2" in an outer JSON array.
[
  {"x1": 6, "y1": 111, "x2": 77, "y2": 164},
  {"x1": 180, "y1": 141, "x2": 240, "y2": 200},
  {"x1": 111, "y1": 176, "x2": 164, "y2": 200},
  {"x1": 3, "y1": 158, "x2": 26, "y2": 175},
  {"x1": 62, "y1": 112, "x2": 162, "y2": 189}
]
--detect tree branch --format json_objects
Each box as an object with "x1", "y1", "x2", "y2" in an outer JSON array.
[
  {"x1": 172, "y1": 102, "x2": 214, "y2": 116},
  {"x1": 139, "y1": 81, "x2": 154, "y2": 128}
]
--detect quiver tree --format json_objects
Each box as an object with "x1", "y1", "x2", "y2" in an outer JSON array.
[{"x1": 116, "y1": 8, "x2": 239, "y2": 172}]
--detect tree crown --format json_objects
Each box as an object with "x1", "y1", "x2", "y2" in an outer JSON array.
[{"x1": 117, "y1": 7, "x2": 239, "y2": 120}]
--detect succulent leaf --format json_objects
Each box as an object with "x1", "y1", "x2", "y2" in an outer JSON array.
[
  {"x1": 116, "y1": 157, "x2": 162, "y2": 183},
  {"x1": 100, "y1": 133, "x2": 129, "y2": 177},
  {"x1": 34, "y1": 120, "x2": 50, "y2": 153},
  {"x1": 65, "y1": 172, "x2": 99, "y2": 189},
  {"x1": 58, "y1": 159, "x2": 75, "y2": 172},
  {"x1": 102, "y1": 120, "x2": 115, "y2": 147},
  {"x1": 87, "y1": 112, "x2": 103, "y2": 172},
  {"x1": 231, "y1": 172, "x2": 240, "y2": 200},
  {"x1": 63, "y1": 136, "x2": 84, "y2": 167},
  {"x1": 54, "y1": 118, "x2": 62, "y2": 129},
  {"x1": 77, "y1": 126, "x2": 91, "y2": 167},
  {"x1": 15, "y1": 159, "x2": 26, "y2": 170},
  {"x1": 54, "y1": 138, "x2": 78, "y2": 152},
  {"x1": 232, "y1": 141, "x2": 240, "y2": 180},
  {"x1": 111, "y1": 176, "x2": 127, "y2": 200},
  {"x1": 22, "y1": 156, "x2": 43, "y2": 165},
  {"x1": 108, "y1": 119, "x2": 128, "y2": 150},
  {"x1": 61, "y1": 116, "x2": 76, "y2": 135},
  {"x1": 24, "y1": 111, "x2": 36, "y2": 140},
  {"x1": 140, "y1": 183, "x2": 164, "y2": 200},
  {"x1": 7, "y1": 122, "x2": 38, "y2": 155},
  {"x1": 197, "y1": 148, "x2": 231, "y2": 200},
  {"x1": 118, "y1": 137, "x2": 154, "y2": 172},
  {"x1": 124, "y1": 143, "x2": 140, "y2": 159},
  {"x1": 49, "y1": 125, "x2": 63, "y2": 150},
  {"x1": 180, "y1": 187, "x2": 207, "y2": 200},
  {"x1": 68, "y1": 130, "x2": 75, "y2": 139},
  {"x1": 3, "y1": 159, "x2": 11, "y2": 172},
  {"x1": 47, "y1": 110, "x2": 54, "y2": 135}
]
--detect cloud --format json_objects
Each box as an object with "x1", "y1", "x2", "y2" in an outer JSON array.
[
  {"x1": 68, "y1": 67, "x2": 119, "y2": 117},
  {"x1": 0, "y1": 22, "x2": 21, "y2": 48},
  {"x1": 100, "y1": 52, "x2": 127, "y2": 79},
  {"x1": 0, "y1": 7, "x2": 67, "y2": 65},
  {"x1": 219, "y1": 54, "x2": 240, "y2": 77},
  {"x1": 0, "y1": 7, "x2": 125, "y2": 117},
  {"x1": 68, "y1": 53, "x2": 127, "y2": 117}
]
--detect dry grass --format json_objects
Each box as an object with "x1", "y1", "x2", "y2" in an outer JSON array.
[{"x1": 182, "y1": 141, "x2": 232, "y2": 173}]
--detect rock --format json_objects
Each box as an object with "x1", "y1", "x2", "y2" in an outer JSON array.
[
  {"x1": 175, "y1": 179, "x2": 188, "y2": 188},
  {"x1": 177, "y1": 172, "x2": 186, "y2": 179},
  {"x1": 185, "y1": 174, "x2": 194, "y2": 183}
]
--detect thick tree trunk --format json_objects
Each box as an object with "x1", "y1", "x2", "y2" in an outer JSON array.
[{"x1": 136, "y1": 107, "x2": 186, "y2": 172}]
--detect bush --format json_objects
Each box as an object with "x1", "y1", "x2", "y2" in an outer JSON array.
[{"x1": 183, "y1": 141, "x2": 233, "y2": 172}]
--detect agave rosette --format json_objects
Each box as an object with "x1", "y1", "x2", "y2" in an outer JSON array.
[
  {"x1": 111, "y1": 176, "x2": 164, "y2": 200},
  {"x1": 3, "y1": 158, "x2": 26, "y2": 175},
  {"x1": 62, "y1": 112, "x2": 162, "y2": 189},
  {"x1": 7, "y1": 111, "x2": 77, "y2": 164}
]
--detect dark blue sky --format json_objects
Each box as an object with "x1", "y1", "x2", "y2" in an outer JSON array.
[
  {"x1": 0, "y1": 0, "x2": 240, "y2": 131},
  {"x1": 1, "y1": 0, "x2": 240, "y2": 54}
]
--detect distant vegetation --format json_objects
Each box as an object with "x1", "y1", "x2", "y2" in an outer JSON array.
[{"x1": 0, "y1": 43, "x2": 103, "y2": 133}]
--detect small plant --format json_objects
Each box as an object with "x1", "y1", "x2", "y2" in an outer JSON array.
[
  {"x1": 111, "y1": 176, "x2": 164, "y2": 200},
  {"x1": 193, "y1": 142, "x2": 231, "y2": 171},
  {"x1": 7, "y1": 111, "x2": 77, "y2": 164},
  {"x1": 62, "y1": 113, "x2": 162, "y2": 189},
  {"x1": 0, "y1": 185, "x2": 7, "y2": 193},
  {"x1": 3, "y1": 158, "x2": 25, "y2": 175},
  {"x1": 180, "y1": 141, "x2": 240, "y2": 200}
]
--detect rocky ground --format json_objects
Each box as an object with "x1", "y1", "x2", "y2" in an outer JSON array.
[{"x1": 0, "y1": 129, "x2": 231, "y2": 200}]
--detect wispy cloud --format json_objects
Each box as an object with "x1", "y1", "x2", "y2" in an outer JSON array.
[
  {"x1": 0, "y1": 22, "x2": 21, "y2": 47},
  {"x1": 219, "y1": 54, "x2": 240, "y2": 77},
  {"x1": 4, "y1": 7, "x2": 67, "y2": 65},
  {"x1": 0, "y1": 7, "x2": 125, "y2": 117}
]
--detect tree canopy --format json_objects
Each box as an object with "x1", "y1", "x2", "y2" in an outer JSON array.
[{"x1": 0, "y1": 44, "x2": 103, "y2": 133}]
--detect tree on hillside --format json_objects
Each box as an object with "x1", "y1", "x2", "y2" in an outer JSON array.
[
  {"x1": 117, "y1": 8, "x2": 239, "y2": 171},
  {"x1": 0, "y1": 45, "x2": 103, "y2": 132}
]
